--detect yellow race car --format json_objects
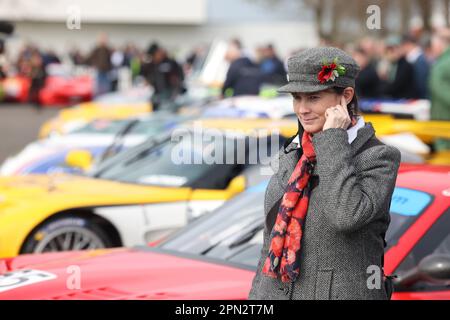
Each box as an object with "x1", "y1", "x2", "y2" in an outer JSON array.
[{"x1": 0, "y1": 118, "x2": 297, "y2": 258}]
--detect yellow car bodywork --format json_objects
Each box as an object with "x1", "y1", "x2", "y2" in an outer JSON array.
[
  {"x1": 0, "y1": 174, "x2": 242, "y2": 258},
  {"x1": 364, "y1": 114, "x2": 450, "y2": 143}
]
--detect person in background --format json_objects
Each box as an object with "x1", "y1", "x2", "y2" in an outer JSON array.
[
  {"x1": 258, "y1": 44, "x2": 286, "y2": 86},
  {"x1": 42, "y1": 49, "x2": 61, "y2": 67},
  {"x1": 0, "y1": 39, "x2": 7, "y2": 79},
  {"x1": 402, "y1": 34, "x2": 430, "y2": 99},
  {"x1": 141, "y1": 42, "x2": 185, "y2": 111},
  {"x1": 69, "y1": 47, "x2": 85, "y2": 66},
  {"x1": 222, "y1": 39, "x2": 262, "y2": 97},
  {"x1": 420, "y1": 34, "x2": 436, "y2": 64},
  {"x1": 184, "y1": 45, "x2": 207, "y2": 77},
  {"x1": 429, "y1": 28, "x2": 450, "y2": 151},
  {"x1": 110, "y1": 46, "x2": 125, "y2": 92},
  {"x1": 379, "y1": 36, "x2": 416, "y2": 99},
  {"x1": 28, "y1": 49, "x2": 46, "y2": 110},
  {"x1": 87, "y1": 33, "x2": 113, "y2": 96},
  {"x1": 0, "y1": 21, "x2": 13, "y2": 81},
  {"x1": 352, "y1": 47, "x2": 381, "y2": 98},
  {"x1": 123, "y1": 43, "x2": 142, "y2": 84}
]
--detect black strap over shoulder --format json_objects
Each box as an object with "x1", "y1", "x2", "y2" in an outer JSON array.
[{"x1": 283, "y1": 120, "x2": 303, "y2": 155}]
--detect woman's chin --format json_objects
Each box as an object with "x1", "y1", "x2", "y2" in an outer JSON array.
[{"x1": 301, "y1": 123, "x2": 322, "y2": 134}]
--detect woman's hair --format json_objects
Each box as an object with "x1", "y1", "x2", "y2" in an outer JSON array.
[{"x1": 330, "y1": 87, "x2": 360, "y2": 121}]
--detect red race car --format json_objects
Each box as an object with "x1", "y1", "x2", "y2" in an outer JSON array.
[
  {"x1": 0, "y1": 164, "x2": 449, "y2": 300},
  {"x1": 39, "y1": 75, "x2": 93, "y2": 106},
  {"x1": 0, "y1": 74, "x2": 93, "y2": 106}
]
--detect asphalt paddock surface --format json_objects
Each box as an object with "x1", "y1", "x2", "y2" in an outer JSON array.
[{"x1": 0, "y1": 103, "x2": 59, "y2": 164}]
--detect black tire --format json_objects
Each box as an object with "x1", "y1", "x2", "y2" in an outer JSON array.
[{"x1": 21, "y1": 215, "x2": 114, "y2": 254}]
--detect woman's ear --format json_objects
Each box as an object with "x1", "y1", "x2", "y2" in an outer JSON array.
[{"x1": 342, "y1": 87, "x2": 355, "y2": 104}]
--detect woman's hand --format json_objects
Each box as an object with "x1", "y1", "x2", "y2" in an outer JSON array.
[{"x1": 323, "y1": 96, "x2": 351, "y2": 131}]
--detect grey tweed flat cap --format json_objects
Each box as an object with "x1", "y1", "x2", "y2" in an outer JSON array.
[{"x1": 278, "y1": 47, "x2": 361, "y2": 93}]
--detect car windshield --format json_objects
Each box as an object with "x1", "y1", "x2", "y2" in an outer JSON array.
[
  {"x1": 158, "y1": 186, "x2": 433, "y2": 269},
  {"x1": 70, "y1": 119, "x2": 132, "y2": 135},
  {"x1": 385, "y1": 187, "x2": 433, "y2": 246},
  {"x1": 70, "y1": 114, "x2": 185, "y2": 136},
  {"x1": 91, "y1": 130, "x2": 273, "y2": 188}
]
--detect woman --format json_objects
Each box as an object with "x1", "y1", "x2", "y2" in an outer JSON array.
[{"x1": 248, "y1": 47, "x2": 401, "y2": 300}]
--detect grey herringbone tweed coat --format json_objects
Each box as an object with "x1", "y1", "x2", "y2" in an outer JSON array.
[{"x1": 248, "y1": 122, "x2": 401, "y2": 300}]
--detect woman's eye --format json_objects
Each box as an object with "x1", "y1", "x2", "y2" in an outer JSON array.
[{"x1": 309, "y1": 96, "x2": 319, "y2": 101}]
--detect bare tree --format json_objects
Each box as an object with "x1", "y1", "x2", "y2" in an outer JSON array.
[
  {"x1": 304, "y1": 0, "x2": 327, "y2": 38},
  {"x1": 399, "y1": 0, "x2": 411, "y2": 33},
  {"x1": 299, "y1": 0, "x2": 391, "y2": 40},
  {"x1": 417, "y1": 0, "x2": 432, "y2": 31},
  {"x1": 445, "y1": 0, "x2": 450, "y2": 27},
  {"x1": 248, "y1": 0, "x2": 433, "y2": 40}
]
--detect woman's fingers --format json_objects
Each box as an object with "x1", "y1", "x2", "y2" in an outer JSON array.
[
  {"x1": 333, "y1": 104, "x2": 346, "y2": 119},
  {"x1": 323, "y1": 98, "x2": 352, "y2": 130},
  {"x1": 340, "y1": 96, "x2": 351, "y2": 118},
  {"x1": 340, "y1": 95, "x2": 348, "y2": 109}
]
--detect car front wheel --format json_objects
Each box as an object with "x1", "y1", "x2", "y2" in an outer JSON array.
[{"x1": 21, "y1": 216, "x2": 113, "y2": 254}]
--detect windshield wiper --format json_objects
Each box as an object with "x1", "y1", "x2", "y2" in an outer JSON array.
[
  {"x1": 228, "y1": 224, "x2": 264, "y2": 249},
  {"x1": 99, "y1": 119, "x2": 141, "y2": 163},
  {"x1": 199, "y1": 223, "x2": 264, "y2": 256}
]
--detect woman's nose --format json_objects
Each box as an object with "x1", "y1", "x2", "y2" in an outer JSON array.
[{"x1": 294, "y1": 100, "x2": 311, "y2": 114}]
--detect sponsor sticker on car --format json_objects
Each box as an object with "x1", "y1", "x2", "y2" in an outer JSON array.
[{"x1": 0, "y1": 269, "x2": 57, "y2": 292}]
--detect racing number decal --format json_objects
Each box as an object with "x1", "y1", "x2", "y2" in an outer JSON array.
[{"x1": 0, "y1": 269, "x2": 57, "y2": 292}]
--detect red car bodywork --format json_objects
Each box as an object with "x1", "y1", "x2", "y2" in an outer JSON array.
[
  {"x1": 0, "y1": 165, "x2": 449, "y2": 300},
  {"x1": 384, "y1": 165, "x2": 450, "y2": 300},
  {"x1": 39, "y1": 75, "x2": 93, "y2": 106},
  {"x1": 1, "y1": 75, "x2": 93, "y2": 106},
  {"x1": 0, "y1": 249, "x2": 254, "y2": 300}
]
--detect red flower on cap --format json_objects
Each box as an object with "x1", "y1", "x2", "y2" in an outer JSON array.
[{"x1": 317, "y1": 58, "x2": 346, "y2": 84}]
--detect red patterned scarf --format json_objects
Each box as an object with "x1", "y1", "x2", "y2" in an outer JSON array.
[{"x1": 262, "y1": 131, "x2": 316, "y2": 283}]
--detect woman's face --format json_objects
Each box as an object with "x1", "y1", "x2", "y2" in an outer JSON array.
[{"x1": 292, "y1": 89, "x2": 343, "y2": 134}]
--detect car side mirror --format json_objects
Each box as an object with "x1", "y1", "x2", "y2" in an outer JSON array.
[
  {"x1": 226, "y1": 175, "x2": 246, "y2": 196},
  {"x1": 417, "y1": 254, "x2": 450, "y2": 285},
  {"x1": 65, "y1": 149, "x2": 93, "y2": 171},
  {"x1": 394, "y1": 254, "x2": 450, "y2": 288}
]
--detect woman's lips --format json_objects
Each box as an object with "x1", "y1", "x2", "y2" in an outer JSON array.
[{"x1": 301, "y1": 118, "x2": 317, "y2": 123}]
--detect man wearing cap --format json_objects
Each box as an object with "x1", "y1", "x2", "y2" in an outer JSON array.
[
  {"x1": 248, "y1": 47, "x2": 401, "y2": 300},
  {"x1": 141, "y1": 42, "x2": 185, "y2": 111}
]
